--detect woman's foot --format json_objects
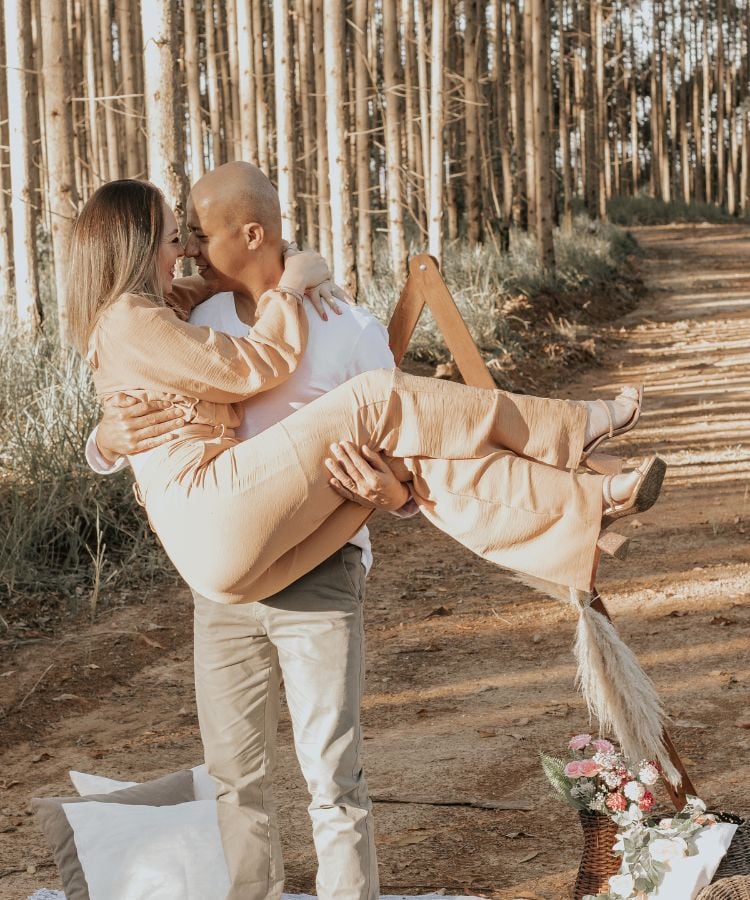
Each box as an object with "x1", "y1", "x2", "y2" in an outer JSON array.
[
  {"x1": 583, "y1": 385, "x2": 643, "y2": 453},
  {"x1": 601, "y1": 456, "x2": 667, "y2": 525}
]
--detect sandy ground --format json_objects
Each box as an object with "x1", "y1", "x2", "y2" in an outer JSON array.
[{"x1": 1, "y1": 224, "x2": 749, "y2": 900}]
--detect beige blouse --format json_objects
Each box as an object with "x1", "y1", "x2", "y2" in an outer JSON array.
[{"x1": 88, "y1": 276, "x2": 308, "y2": 435}]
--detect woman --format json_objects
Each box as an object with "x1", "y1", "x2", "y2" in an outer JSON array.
[{"x1": 67, "y1": 180, "x2": 664, "y2": 606}]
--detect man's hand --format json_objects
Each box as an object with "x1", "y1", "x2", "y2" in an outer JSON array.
[
  {"x1": 96, "y1": 394, "x2": 185, "y2": 462},
  {"x1": 325, "y1": 442, "x2": 411, "y2": 511}
]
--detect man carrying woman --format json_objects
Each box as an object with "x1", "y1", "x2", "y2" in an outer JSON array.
[{"x1": 75, "y1": 165, "x2": 663, "y2": 900}]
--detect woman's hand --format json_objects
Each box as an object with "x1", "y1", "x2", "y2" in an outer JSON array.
[
  {"x1": 280, "y1": 248, "x2": 330, "y2": 294},
  {"x1": 325, "y1": 442, "x2": 411, "y2": 511},
  {"x1": 96, "y1": 394, "x2": 184, "y2": 461},
  {"x1": 280, "y1": 247, "x2": 353, "y2": 320}
]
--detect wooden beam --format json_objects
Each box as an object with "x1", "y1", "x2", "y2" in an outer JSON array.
[{"x1": 388, "y1": 254, "x2": 496, "y2": 389}]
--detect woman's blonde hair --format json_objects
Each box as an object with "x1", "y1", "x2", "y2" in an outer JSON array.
[{"x1": 66, "y1": 179, "x2": 166, "y2": 355}]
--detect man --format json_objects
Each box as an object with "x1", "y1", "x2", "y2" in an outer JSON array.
[{"x1": 86, "y1": 161, "x2": 417, "y2": 900}]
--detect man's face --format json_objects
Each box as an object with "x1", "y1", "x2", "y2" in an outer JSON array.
[{"x1": 184, "y1": 193, "x2": 250, "y2": 293}]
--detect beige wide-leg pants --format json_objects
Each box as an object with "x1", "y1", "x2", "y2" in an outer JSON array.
[
  {"x1": 193, "y1": 546, "x2": 376, "y2": 900},
  {"x1": 137, "y1": 369, "x2": 603, "y2": 604}
]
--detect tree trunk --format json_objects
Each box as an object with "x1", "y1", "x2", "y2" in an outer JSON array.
[
  {"x1": 716, "y1": 0, "x2": 725, "y2": 206},
  {"x1": 296, "y1": 0, "x2": 315, "y2": 244},
  {"x1": 184, "y1": 0, "x2": 205, "y2": 178},
  {"x1": 415, "y1": 0, "x2": 431, "y2": 218},
  {"x1": 463, "y1": 0, "x2": 482, "y2": 243},
  {"x1": 429, "y1": 0, "x2": 444, "y2": 259},
  {"x1": 235, "y1": 0, "x2": 258, "y2": 165},
  {"x1": 494, "y1": 0, "x2": 513, "y2": 230},
  {"x1": 532, "y1": 0, "x2": 554, "y2": 268},
  {"x1": 140, "y1": 0, "x2": 186, "y2": 222},
  {"x1": 40, "y1": 0, "x2": 79, "y2": 339},
  {"x1": 702, "y1": 0, "x2": 712, "y2": 202},
  {"x1": 83, "y1": 0, "x2": 103, "y2": 185},
  {"x1": 312, "y1": 0, "x2": 332, "y2": 260},
  {"x1": 0, "y1": 10, "x2": 12, "y2": 311},
  {"x1": 382, "y1": 0, "x2": 407, "y2": 280},
  {"x1": 323, "y1": 0, "x2": 356, "y2": 294},
  {"x1": 508, "y1": 0, "x2": 526, "y2": 226},
  {"x1": 203, "y1": 0, "x2": 222, "y2": 167},
  {"x1": 522, "y1": 0, "x2": 536, "y2": 232},
  {"x1": 557, "y1": 0, "x2": 573, "y2": 233},
  {"x1": 99, "y1": 0, "x2": 120, "y2": 179},
  {"x1": 117, "y1": 0, "x2": 141, "y2": 177},
  {"x1": 4, "y1": 0, "x2": 41, "y2": 328},
  {"x1": 353, "y1": 0, "x2": 372, "y2": 281},
  {"x1": 273, "y1": 0, "x2": 297, "y2": 240},
  {"x1": 225, "y1": 0, "x2": 242, "y2": 161}
]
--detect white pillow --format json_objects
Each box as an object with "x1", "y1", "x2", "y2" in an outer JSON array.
[
  {"x1": 651, "y1": 822, "x2": 738, "y2": 899},
  {"x1": 62, "y1": 799, "x2": 230, "y2": 900},
  {"x1": 68, "y1": 771, "x2": 137, "y2": 796},
  {"x1": 69, "y1": 765, "x2": 216, "y2": 802}
]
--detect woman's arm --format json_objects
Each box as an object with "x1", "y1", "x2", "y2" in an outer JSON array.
[{"x1": 95, "y1": 287, "x2": 308, "y2": 404}]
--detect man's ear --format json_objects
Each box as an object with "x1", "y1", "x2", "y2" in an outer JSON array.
[{"x1": 242, "y1": 222, "x2": 264, "y2": 250}]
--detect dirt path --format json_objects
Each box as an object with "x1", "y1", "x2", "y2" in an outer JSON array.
[{"x1": 1, "y1": 224, "x2": 749, "y2": 900}]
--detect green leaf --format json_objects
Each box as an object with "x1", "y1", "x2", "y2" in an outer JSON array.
[{"x1": 539, "y1": 752, "x2": 583, "y2": 808}]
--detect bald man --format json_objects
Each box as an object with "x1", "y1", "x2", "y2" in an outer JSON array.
[{"x1": 86, "y1": 163, "x2": 417, "y2": 900}]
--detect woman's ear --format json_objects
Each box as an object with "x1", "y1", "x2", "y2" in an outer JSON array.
[{"x1": 242, "y1": 222, "x2": 264, "y2": 250}]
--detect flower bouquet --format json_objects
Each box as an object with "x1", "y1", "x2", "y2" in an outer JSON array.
[
  {"x1": 541, "y1": 732, "x2": 660, "y2": 899},
  {"x1": 541, "y1": 733, "x2": 722, "y2": 900}
]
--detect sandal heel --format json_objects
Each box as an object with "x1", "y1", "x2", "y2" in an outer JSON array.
[
  {"x1": 597, "y1": 531, "x2": 630, "y2": 560},
  {"x1": 584, "y1": 452, "x2": 624, "y2": 476}
]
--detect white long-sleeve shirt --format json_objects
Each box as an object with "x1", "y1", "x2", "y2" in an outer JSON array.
[{"x1": 85, "y1": 292, "x2": 417, "y2": 574}]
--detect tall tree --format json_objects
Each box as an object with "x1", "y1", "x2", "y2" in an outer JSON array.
[
  {"x1": 140, "y1": 0, "x2": 186, "y2": 221},
  {"x1": 353, "y1": 0, "x2": 372, "y2": 280},
  {"x1": 184, "y1": 0, "x2": 205, "y2": 178},
  {"x1": 273, "y1": 0, "x2": 297, "y2": 239},
  {"x1": 429, "y1": 0, "x2": 444, "y2": 260},
  {"x1": 532, "y1": 0, "x2": 555, "y2": 267},
  {"x1": 323, "y1": 0, "x2": 356, "y2": 294},
  {"x1": 40, "y1": 0, "x2": 79, "y2": 338},
  {"x1": 98, "y1": 0, "x2": 120, "y2": 179},
  {"x1": 311, "y1": 0, "x2": 332, "y2": 260},
  {"x1": 382, "y1": 0, "x2": 407, "y2": 280},
  {"x1": 0, "y1": 9, "x2": 11, "y2": 311},
  {"x1": 236, "y1": 0, "x2": 258, "y2": 165},
  {"x1": 4, "y1": 0, "x2": 41, "y2": 328},
  {"x1": 117, "y1": 0, "x2": 141, "y2": 177},
  {"x1": 463, "y1": 0, "x2": 482, "y2": 242}
]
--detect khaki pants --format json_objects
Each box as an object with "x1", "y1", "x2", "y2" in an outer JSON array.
[
  {"x1": 193, "y1": 546, "x2": 377, "y2": 900},
  {"x1": 139, "y1": 369, "x2": 603, "y2": 604}
]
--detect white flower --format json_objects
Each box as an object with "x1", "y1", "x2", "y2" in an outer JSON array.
[
  {"x1": 639, "y1": 763, "x2": 659, "y2": 785},
  {"x1": 615, "y1": 804, "x2": 644, "y2": 826},
  {"x1": 623, "y1": 780, "x2": 645, "y2": 802},
  {"x1": 603, "y1": 771, "x2": 622, "y2": 789},
  {"x1": 608, "y1": 872, "x2": 635, "y2": 897},
  {"x1": 650, "y1": 837, "x2": 688, "y2": 862}
]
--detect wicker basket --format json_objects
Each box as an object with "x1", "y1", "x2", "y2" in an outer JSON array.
[
  {"x1": 697, "y1": 876, "x2": 750, "y2": 900},
  {"x1": 713, "y1": 820, "x2": 750, "y2": 882},
  {"x1": 573, "y1": 811, "x2": 620, "y2": 900}
]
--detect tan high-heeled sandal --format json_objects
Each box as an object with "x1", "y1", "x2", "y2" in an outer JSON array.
[
  {"x1": 582, "y1": 385, "x2": 644, "y2": 474},
  {"x1": 601, "y1": 455, "x2": 667, "y2": 528}
]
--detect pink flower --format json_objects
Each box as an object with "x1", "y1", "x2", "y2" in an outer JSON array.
[
  {"x1": 591, "y1": 738, "x2": 615, "y2": 754},
  {"x1": 568, "y1": 733, "x2": 592, "y2": 750},
  {"x1": 578, "y1": 759, "x2": 602, "y2": 777},
  {"x1": 565, "y1": 761, "x2": 584, "y2": 778},
  {"x1": 606, "y1": 792, "x2": 627, "y2": 812},
  {"x1": 638, "y1": 790, "x2": 654, "y2": 812}
]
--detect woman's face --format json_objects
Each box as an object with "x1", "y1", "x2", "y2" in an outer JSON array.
[{"x1": 158, "y1": 202, "x2": 182, "y2": 294}]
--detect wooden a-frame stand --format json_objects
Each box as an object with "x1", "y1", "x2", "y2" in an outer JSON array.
[{"x1": 387, "y1": 254, "x2": 696, "y2": 809}]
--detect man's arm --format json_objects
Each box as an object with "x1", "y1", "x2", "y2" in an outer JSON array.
[
  {"x1": 325, "y1": 441, "x2": 414, "y2": 513},
  {"x1": 86, "y1": 395, "x2": 185, "y2": 474}
]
